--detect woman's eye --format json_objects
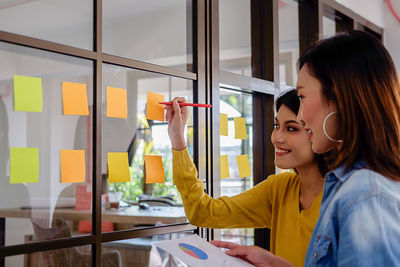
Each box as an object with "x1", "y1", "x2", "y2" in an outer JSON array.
[{"x1": 287, "y1": 127, "x2": 297, "y2": 132}]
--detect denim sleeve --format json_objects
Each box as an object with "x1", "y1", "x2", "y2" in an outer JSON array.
[{"x1": 337, "y1": 194, "x2": 400, "y2": 266}]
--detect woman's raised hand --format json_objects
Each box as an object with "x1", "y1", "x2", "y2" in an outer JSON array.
[
  {"x1": 165, "y1": 97, "x2": 189, "y2": 151},
  {"x1": 210, "y1": 240, "x2": 294, "y2": 267}
]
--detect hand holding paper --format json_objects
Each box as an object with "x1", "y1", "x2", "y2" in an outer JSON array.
[{"x1": 211, "y1": 240, "x2": 294, "y2": 267}]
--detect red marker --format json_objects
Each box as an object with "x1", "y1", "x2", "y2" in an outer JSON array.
[{"x1": 159, "y1": 102, "x2": 212, "y2": 108}]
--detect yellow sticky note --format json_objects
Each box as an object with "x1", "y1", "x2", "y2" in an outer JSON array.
[
  {"x1": 220, "y1": 113, "x2": 228, "y2": 136},
  {"x1": 236, "y1": 154, "x2": 251, "y2": 178},
  {"x1": 107, "y1": 87, "x2": 127, "y2": 119},
  {"x1": 234, "y1": 117, "x2": 247, "y2": 139},
  {"x1": 61, "y1": 150, "x2": 86, "y2": 183},
  {"x1": 146, "y1": 92, "x2": 165, "y2": 121},
  {"x1": 13, "y1": 75, "x2": 43, "y2": 112},
  {"x1": 62, "y1": 82, "x2": 89, "y2": 115},
  {"x1": 108, "y1": 152, "x2": 130, "y2": 183},
  {"x1": 144, "y1": 155, "x2": 165, "y2": 184},
  {"x1": 10, "y1": 147, "x2": 39, "y2": 184},
  {"x1": 220, "y1": 155, "x2": 230, "y2": 179}
]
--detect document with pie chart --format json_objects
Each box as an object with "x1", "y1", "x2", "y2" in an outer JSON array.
[{"x1": 154, "y1": 234, "x2": 253, "y2": 267}]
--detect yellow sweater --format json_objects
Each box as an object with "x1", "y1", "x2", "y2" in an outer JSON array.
[{"x1": 172, "y1": 148, "x2": 322, "y2": 267}]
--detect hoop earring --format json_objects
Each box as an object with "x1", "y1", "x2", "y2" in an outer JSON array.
[{"x1": 323, "y1": 111, "x2": 343, "y2": 143}]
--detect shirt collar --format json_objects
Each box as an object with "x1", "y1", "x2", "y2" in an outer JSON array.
[{"x1": 326, "y1": 161, "x2": 366, "y2": 183}]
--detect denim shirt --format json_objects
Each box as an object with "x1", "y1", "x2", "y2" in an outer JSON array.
[{"x1": 304, "y1": 163, "x2": 400, "y2": 266}]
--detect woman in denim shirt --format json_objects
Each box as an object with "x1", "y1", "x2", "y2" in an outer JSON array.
[{"x1": 214, "y1": 31, "x2": 400, "y2": 266}]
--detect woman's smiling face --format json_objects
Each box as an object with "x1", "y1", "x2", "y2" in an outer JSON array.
[
  {"x1": 296, "y1": 64, "x2": 339, "y2": 154},
  {"x1": 271, "y1": 104, "x2": 315, "y2": 170}
]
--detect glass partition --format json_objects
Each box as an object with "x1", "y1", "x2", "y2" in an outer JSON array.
[
  {"x1": 279, "y1": 0, "x2": 300, "y2": 87},
  {"x1": 103, "y1": 0, "x2": 193, "y2": 72},
  {"x1": 0, "y1": 42, "x2": 93, "y2": 247},
  {"x1": 219, "y1": 0, "x2": 252, "y2": 76},
  {"x1": 0, "y1": 0, "x2": 93, "y2": 50},
  {"x1": 101, "y1": 63, "x2": 193, "y2": 232},
  {"x1": 218, "y1": 86, "x2": 254, "y2": 245}
]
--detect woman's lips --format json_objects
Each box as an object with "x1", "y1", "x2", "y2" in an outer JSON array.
[{"x1": 275, "y1": 147, "x2": 291, "y2": 157}]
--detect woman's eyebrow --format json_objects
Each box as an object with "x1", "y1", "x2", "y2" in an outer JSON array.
[{"x1": 285, "y1": 120, "x2": 300, "y2": 125}]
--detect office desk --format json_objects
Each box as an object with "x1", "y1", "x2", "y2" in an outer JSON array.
[{"x1": 0, "y1": 206, "x2": 187, "y2": 246}]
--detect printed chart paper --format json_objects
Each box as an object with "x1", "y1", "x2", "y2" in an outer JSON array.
[{"x1": 155, "y1": 234, "x2": 253, "y2": 267}]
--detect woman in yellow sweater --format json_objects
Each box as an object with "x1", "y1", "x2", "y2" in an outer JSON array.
[{"x1": 165, "y1": 90, "x2": 327, "y2": 267}]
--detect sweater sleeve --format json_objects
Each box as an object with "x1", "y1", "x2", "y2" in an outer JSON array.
[{"x1": 173, "y1": 147, "x2": 273, "y2": 229}]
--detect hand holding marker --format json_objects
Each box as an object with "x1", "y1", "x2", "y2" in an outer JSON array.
[{"x1": 160, "y1": 102, "x2": 212, "y2": 108}]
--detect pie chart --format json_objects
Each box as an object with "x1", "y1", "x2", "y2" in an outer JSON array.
[{"x1": 178, "y1": 243, "x2": 208, "y2": 260}]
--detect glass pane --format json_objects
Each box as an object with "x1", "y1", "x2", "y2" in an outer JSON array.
[
  {"x1": 219, "y1": 0, "x2": 252, "y2": 76},
  {"x1": 323, "y1": 16, "x2": 336, "y2": 38},
  {"x1": 0, "y1": 43, "x2": 93, "y2": 249},
  {"x1": 6, "y1": 245, "x2": 93, "y2": 267},
  {"x1": 101, "y1": 64, "x2": 192, "y2": 232},
  {"x1": 0, "y1": 0, "x2": 92, "y2": 50},
  {"x1": 103, "y1": 230, "x2": 194, "y2": 266},
  {"x1": 279, "y1": 0, "x2": 299, "y2": 87},
  {"x1": 0, "y1": 42, "x2": 93, "y2": 246},
  {"x1": 103, "y1": 0, "x2": 193, "y2": 72},
  {"x1": 219, "y1": 87, "x2": 254, "y2": 245}
]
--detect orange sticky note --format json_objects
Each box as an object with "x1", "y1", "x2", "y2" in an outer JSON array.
[
  {"x1": 220, "y1": 113, "x2": 228, "y2": 136},
  {"x1": 220, "y1": 155, "x2": 230, "y2": 179},
  {"x1": 108, "y1": 152, "x2": 131, "y2": 183},
  {"x1": 107, "y1": 87, "x2": 127, "y2": 119},
  {"x1": 236, "y1": 154, "x2": 251, "y2": 178},
  {"x1": 146, "y1": 92, "x2": 164, "y2": 121},
  {"x1": 144, "y1": 155, "x2": 165, "y2": 184},
  {"x1": 234, "y1": 117, "x2": 247, "y2": 139},
  {"x1": 61, "y1": 150, "x2": 86, "y2": 183},
  {"x1": 62, "y1": 82, "x2": 89, "y2": 115}
]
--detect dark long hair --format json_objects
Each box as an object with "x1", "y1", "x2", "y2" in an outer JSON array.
[
  {"x1": 298, "y1": 30, "x2": 400, "y2": 180},
  {"x1": 276, "y1": 90, "x2": 330, "y2": 176}
]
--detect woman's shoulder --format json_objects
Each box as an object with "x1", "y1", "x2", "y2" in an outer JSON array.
[
  {"x1": 263, "y1": 171, "x2": 300, "y2": 188},
  {"x1": 334, "y1": 168, "x2": 400, "y2": 217}
]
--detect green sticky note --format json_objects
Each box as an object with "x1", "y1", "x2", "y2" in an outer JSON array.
[
  {"x1": 13, "y1": 75, "x2": 43, "y2": 112},
  {"x1": 10, "y1": 147, "x2": 39, "y2": 184}
]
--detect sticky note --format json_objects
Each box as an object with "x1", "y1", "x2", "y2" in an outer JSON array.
[
  {"x1": 107, "y1": 87, "x2": 127, "y2": 119},
  {"x1": 236, "y1": 154, "x2": 251, "y2": 178},
  {"x1": 144, "y1": 155, "x2": 165, "y2": 184},
  {"x1": 62, "y1": 82, "x2": 89, "y2": 115},
  {"x1": 13, "y1": 75, "x2": 43, "y2": 112},
  {"x1": 146, "y1": 92, "x2": 164, "y2": 121},
  {"x1": 10, "y1": 147, "x2": 39, "y2": 184},
  {"x1": 61, "y1": 150, "x2": 86, "y2": 183},
  {"x1": 220, "y1": 155, "x2": 230, "y2": 179},
  {"x1": 108, "y1": 152, "x2": 130, "y2": 183},
  {"x1": 220, "y1": 113, "x2": 228, "y2": 136},
  {"x1": 234, "y1": 117, "x2": 247, "y2": 139}
]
